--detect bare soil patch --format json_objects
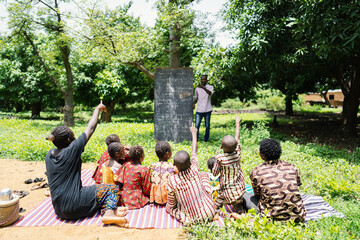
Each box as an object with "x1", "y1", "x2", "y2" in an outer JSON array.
[{"x1": 0, "y1": 159, "x2": 183, "y2": 240}]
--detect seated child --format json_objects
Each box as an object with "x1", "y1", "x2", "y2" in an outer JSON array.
[
  {"x1": 166, "y1": 125, "x2": 217, "y2": 224},
  {"x1": 249, "y1": 138, "x2": 306, "y2": 222},
  {"x1": 207, "y1": 157, "x2": 220, "y2": 201},
  {"x1": 92, "y1": 134, "x2": 130, "y2": 184},
  {"x1": 213, "y1": 115, "x2": 246, "y2": 213},
  {"x1": 114, "y1": 145, "x2": 151, "y2": 210},
  {"x1": 101, "y1": 142, "x2": 125, "y2": 184},
  {"x1": 149, "y1": 141, "x2": 176, "y2": 205}
]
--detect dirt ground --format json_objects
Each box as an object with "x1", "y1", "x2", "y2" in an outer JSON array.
[{"x1": 0, "y1": 159, "x2": 183, "y2": 240}]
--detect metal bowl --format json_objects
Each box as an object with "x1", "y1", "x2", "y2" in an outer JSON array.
[{"x1": 0, "y1": 188, "x2": 12, "y2": 201}]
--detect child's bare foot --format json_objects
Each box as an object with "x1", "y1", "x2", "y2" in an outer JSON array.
[
  {"x1": 230, "y1": 212, "x2": 242, "y2": 220},
  {"x1": 212, "y1": 213, "x2": 219, "y2": 221},
  {"x1": 102, "y1": 216, "x2": 128, "y2": 227},
  {"x1": 116, "y1": 207, "x2": 129, "y2": 217},
  {"x1": 102, "y1": 210, "x2": 129, "y2": 227}
]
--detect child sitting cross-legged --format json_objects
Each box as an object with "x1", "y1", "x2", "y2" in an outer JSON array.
[
  {"x1": 114, "y1": 145, "x2": 151, "y2": 210},
  {"x1": 101, "y1": 142, "x2": 125, "y2": 185},
  {"x1": 149, "y1": 141, "x2": 177, "y2": 205},
  {"x1": 92, "y1": 134, "x2": 130, "y2": 184},
  {"x1": 213, "y1": 115, "x2": 246, "y2": 214},
  {"x1": 166, "y1": 124, "x2": 217, "y2": 224},
  {"x1": 247, "y1": 138, "x2": 306, "y2": 222}
]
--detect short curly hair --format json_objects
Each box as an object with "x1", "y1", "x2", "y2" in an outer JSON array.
[
  {"x1": 108, "y1": 142, "x2": 124, "y2": 159},
  {"x1": 129, "y1": 145, "x2": 144, "y2": 163},
  {"x1": 207, "y1": 157, "x2": 216, "y2": 171},
  {"x1": 155, "y1": 141, "x2": 171, "y2": 159},
  {"x1": 105, "y1": 134, "x2": 120, "y2": 146},
  {"x1": 259, "y1": 138, "x2": 282, "y2": 161}
]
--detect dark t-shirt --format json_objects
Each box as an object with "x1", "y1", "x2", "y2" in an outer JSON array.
[{"x1": 45, "y1": 132, "x2": 97, "y2": 220}]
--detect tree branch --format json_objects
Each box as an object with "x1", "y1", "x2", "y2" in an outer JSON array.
[
  {"x1": 127, "y1": 61, "x2": 154, "y2": 80},
  {"x1": 21, "y1": 30, "x2": 65, "y2": 96}
]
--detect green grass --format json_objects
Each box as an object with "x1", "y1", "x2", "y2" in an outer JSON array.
[{"x1": 0, "y1": 110, "x2": 359, "y2": 239}]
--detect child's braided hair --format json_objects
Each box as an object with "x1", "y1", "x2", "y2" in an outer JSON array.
[
  {"x1": 108, "y1": 142, "x2": 124, "y2": 159},
  {"x1": 105, "y1": 134, "x2": 120, "y2": 146},
  {"x1": 129, "y1": 145, "x2": 144, "y2": 163},
  {"x1": 207, "y1": 157, "x2": 216, "y2": 171},
  {"x1": 155, "y1": 141, "x2": 171, "y2": 159},
  {"x1": 46, "y1": 126, "x2": 75, "y2": 149}
]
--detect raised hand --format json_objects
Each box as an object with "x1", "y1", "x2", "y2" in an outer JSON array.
[
  {"x1": 97, "y1": 100, "x2": 107, "y2": 112},
  {"x1": 190, "y1": 122, "x2": 197, "y2": 135},
  {"x1": 235, "y1": 114, "x2": 241, "y2": 124}
]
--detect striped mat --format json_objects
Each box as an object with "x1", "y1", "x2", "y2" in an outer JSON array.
[
  {"x1": 14, "y1": 169, "x2": 253, "y2": 228},
  {"x1": 301, "y1": 194, "x2": 345, "y2": 221}
]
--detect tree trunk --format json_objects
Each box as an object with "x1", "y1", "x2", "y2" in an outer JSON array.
[
  {"x1": 285, "y1": 95, "x2": 293, "y2": 115},
  {"x1": 169, "y1": 22, "x2": 181, "y2": 67},
  {"x1": 101, "y1": 100, "x2": 117, "y2": 122},
  {"x1": 342, "y1": 93, "x2": 359, "y2": 135},
  {"x1": 15, "y1": 104, "x2": 23, "y2": 113},
  {"x1": 321, "y1": 90, "x2": 330, "y2": 106},
  {"x1": 60, "y1": 43, "x2": 75, "y2": 127},
  {"x1": 120, "y1": 100, "x2": 126, "y2": 111},
  {"x1": 31, "y1": 102, "x2": 41, "y2": 118},
  {"x1": 335, "y1": 60, "x2": 360, "y2": 135}
]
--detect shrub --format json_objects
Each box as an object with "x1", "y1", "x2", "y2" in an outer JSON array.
[{"x1": 220, "y1": 98, "x2": 248, "y2": 110}]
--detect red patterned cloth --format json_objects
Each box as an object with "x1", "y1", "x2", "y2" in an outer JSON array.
[
  {"x1": 213, "y1": 140, "x2": 246, "y2": 209},
  {"x1": 92, "y1": 150, "x2": 130, "y2": 184},
  {"x1": 92, "y1": 150, "x2": 110, "y2": 184},
  {"x1": 166, "y1": 154, "x2": 216, "y2": 224},
  {"x1": 114, "y1": 162, "x2": 151, "y2": 210}
]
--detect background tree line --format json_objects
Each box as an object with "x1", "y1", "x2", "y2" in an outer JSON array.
[{"x1": 0, "y1": 0, "x2": 359, "y2": 134}]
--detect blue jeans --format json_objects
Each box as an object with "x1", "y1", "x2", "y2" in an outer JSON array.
[{"x1": 195, "y1": 111, "x2": 212, "y2": 142}]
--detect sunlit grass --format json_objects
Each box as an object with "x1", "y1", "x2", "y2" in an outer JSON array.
[{"x1": 0, "y1": 109, "x2": 359, "y2": 239}]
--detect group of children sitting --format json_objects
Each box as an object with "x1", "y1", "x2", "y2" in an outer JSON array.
[{"x1": 91, "y1": 115, "x2": 307, "y2": 225}]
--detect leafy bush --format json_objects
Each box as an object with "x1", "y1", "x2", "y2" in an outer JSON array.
[
  {"x1": 124, "y1": 100, "x2": 154, "y2": 112},
  {"x1": 220, "y1": 98, "x2": 248, "y2": 110}
]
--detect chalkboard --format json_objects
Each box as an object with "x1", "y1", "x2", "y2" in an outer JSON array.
[{"x1": 154, "y1": 68, "x2": 193, "y2": 143}]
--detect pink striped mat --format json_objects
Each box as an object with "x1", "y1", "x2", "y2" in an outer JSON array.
[{"x1": 14, "y1": 169, "x2": 228, "y2": 228}]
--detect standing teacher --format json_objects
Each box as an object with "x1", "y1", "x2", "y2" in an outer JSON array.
[{"x1": 193, "y1": 75, "x2": 214, "y2": 142}]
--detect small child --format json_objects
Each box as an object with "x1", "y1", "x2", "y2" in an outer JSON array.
[
  {"x1": 166, "y1": 124, "x2": 217, "y2": 224},
  {"x1": 213, "y1": 115, "x2": 246, "y2": 213},
  {"x1": 92, "y1": 134, "x2": 130, "y2": 184},
  {"x1": 114, "y1": 145, "x2": 151, "y2": 210},
  {"x1": 101, "y1": 142, "x2": 125, "y2": 185},
  {"x1": 249, "y1": 138, "x2": 306, "y2": 222},
  {"x1": 207, "y1": 157, "x2": 220, "y2": 201},
  {"x1": 149, "y1": 141, "x2": 176, "y2": 205}
]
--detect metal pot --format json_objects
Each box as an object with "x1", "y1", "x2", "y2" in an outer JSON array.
[{"x1": 0, "y1": 188, "x2": 13, "y2": 201}]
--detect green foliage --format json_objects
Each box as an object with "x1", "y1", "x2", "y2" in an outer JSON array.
[
  {"x1": 220, "y1": 98, "x2": 247, "y2": 110},
  {"x1": 188, "y1": 209, "x2": 311, "y2": 240},
  {"x1": 125, "y1": 100, "x2": 154, "y2": 112},
  {"x1": 0, "y1": 110, "x2": 359, "y2": 239}
]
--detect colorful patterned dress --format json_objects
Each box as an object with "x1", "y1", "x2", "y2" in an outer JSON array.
[
  {"x1": 93, "y1": 150, "x2": 130, "y2": 184},
  {"x1": 149, "y1": 161, "x2": 176, "y2": 205},
  {"x1": 114, "y1": 162, "x2": 151, "y2": 209},
  {"x1": 92, "y1": 150, "x2": 110, "y2": 184}
]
